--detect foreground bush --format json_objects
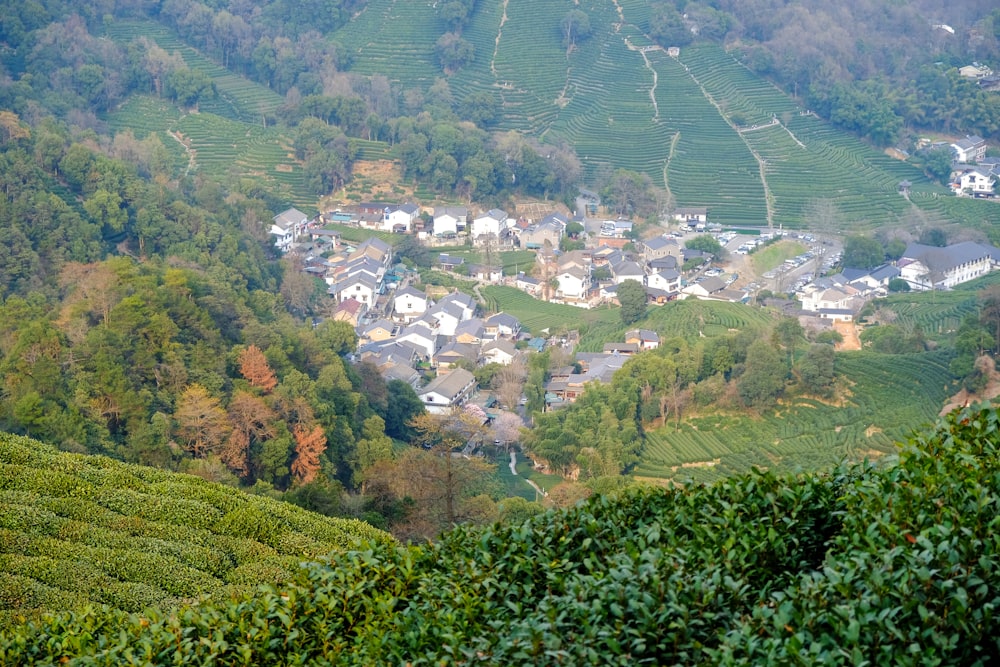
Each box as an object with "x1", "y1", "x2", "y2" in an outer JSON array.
[{"x1": 2, "y1": 407, "x2": 1000, "y2": 664}]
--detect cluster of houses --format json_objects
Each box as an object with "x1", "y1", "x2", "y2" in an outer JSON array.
[
  {"x1": 797, "y1": 241, "x2": 1000, "y2": 321},
  {"x1": 357, "y1": 286, "x2": 530, "y2": 415},
  {"x1": 926, "y1": 134, "x2": 999, "y2": 198}
]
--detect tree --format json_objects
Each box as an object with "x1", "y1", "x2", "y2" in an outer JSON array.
[
  {"x1": 460, "y1": 91, "x2": 499, "y2": 128},
  {"x1": 314, "y1": 320, "x2": 358, "y2": 356},
  {"x1": 918, "y1": 227, "x2": 947, "y2": 247},
  {"x1": 923, "y1": 146, "x2": 955, "y2": 184},
  {"x1": 797, "y1": 344, "x2": 835, "y2": 397},
  {"x1": 291, "y1": 423, "x2": 327, "y2": 485},
  {"x1": 385, "y1": 380, "x2": 425, "y2": 441},
  {"x1": 352, "y1": 415, "x2": 393, "y2": 485},
  {"x1": 492, "y1": 411, "x2": 523, "y2": 448},
  {"x1": 238, "y1": 344, "x2": 278, "y2": 392},
  {"x1": 175, "y1": 384, "x2": 231, "y2": 458},
  {"x1": 408, "y1": 410, "x2": 489, "y2": 525},
  {"x1": 685, "y1": 234, "x2": 725, "y2": 259},
  {"x1": 738, "y1": 340, "x2": 785, "y2": 408},
  {"x1": 772, "y1": 317, "x2": 804, "y2": 371},
  {"x1": 435, "y1": 33, "x2": 474, "y2": 72},
  {"x1": 223, "y1": 391, "x2": 276, "y2": 479},
  {"x1": 165, "y1": 67, "x2": 214, "y2": 107},
  {"x1": 494, "y1": 359, "x2": 527, "y2": 411},
  {"x1": 618, "y1": 279, "x2": 647, "y2": 325},
  {"x1": 561, "y1": 10, "x2": 592, "y2": 48},
  {"x1": 842, "y1": 235, "x2": 884, "y2": 270},
  {"x1": 888, "y1": 278, "x2": 910, "y2": 292}
]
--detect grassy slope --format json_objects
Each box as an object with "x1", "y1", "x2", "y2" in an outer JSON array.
[{"x1": 0, "y1": 434, "x2": 390, "y2": 621}]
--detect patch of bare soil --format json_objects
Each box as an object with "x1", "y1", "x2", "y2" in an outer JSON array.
[
  {"x1": 941, "y1": 358, "x2": 1000, "y2": 415},
  {"x1": 512, "y1": 199, "x2": 571, "y2": 220},
  {"x1": 670, "y1": 458, "x2": 720, "y2": 472},
  {"x1": 884, "y1": 147, "x2": 908, "y2": 161},
  {"x1": 833, "y1": 320, "x2": 861, "y2": 351},
  {"x1": 323, "y1": 160, "x2": 412, "y2": 208}
]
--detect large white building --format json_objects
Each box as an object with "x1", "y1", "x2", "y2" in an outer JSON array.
[{"x1": 898, "y1": 242, "x2": 997, "y2": 290}]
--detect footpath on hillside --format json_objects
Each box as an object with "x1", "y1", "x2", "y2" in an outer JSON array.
[{"x1": 509, "y1": 451, "x2": 546, "y2": 497}]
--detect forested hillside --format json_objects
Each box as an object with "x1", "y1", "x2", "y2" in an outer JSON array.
[{"x1": 3, "y1": 406, "x2": 999, "y2": 664}]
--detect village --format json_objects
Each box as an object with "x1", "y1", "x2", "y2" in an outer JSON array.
[{"x1": 267, "y1": 192, "x2": 1000, "y2": 425}]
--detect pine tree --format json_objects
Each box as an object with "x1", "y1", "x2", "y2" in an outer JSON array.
[
  {"x1": 238, "y1": 344, "x2": 278, "y2": 392},
  {"x1": 291, "y1": 423, "x2": 327, "y2": 485}
]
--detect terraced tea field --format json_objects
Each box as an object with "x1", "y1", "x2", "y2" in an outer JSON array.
[
  {"x1": 101, "y1": 21, "x2": 314, "y2": 210},
  {"x1": 101, "y1": 6, "x2": 1000, "y2": 232},
  {"x1": 634, "y1": 349, "x2": 957, "y2": 483}
]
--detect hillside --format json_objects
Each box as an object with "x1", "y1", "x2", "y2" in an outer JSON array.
[
  {"x1": 0, "y1": 433, "x2": 390, "y2": 622},
  {"x1": 331, "y1": 0, "x2": 982, "y2": 228},
  {"x1": 3, "y1": 406, "x2": 999, "y2": 664},
  {"x1": 88, "y1": 7, "x2": 1000, "y2": 231}
]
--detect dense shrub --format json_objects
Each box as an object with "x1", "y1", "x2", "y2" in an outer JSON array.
[{"x1": 4, "y1": 407, "x2": 1000, "y2": 663}]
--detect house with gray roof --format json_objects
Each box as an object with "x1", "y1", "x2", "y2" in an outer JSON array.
[
  {"x1": 898, "y1": 242, "x2": 996, "y2": 290},
  {"x1": 419, "y1": 368, "x2": 477, "y2": 415},
  {"x1": 270, "y1": 208, "x2": 309, "y2": 252},
  {"x1": 393, "y1": 286, "x2": 430, "y2": 323},
  {"x1": 381, "y1": 203, "x2": 420, "y2": 233},
  {"x1": 433, "y1": 206, "x2": 469, "y2": 236},
  {"x1": 951, "y1": 135, "x2": 987, "y2": 163}
]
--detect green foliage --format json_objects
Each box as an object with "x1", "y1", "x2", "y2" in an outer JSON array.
[
  {"x1": 887, "y1": 277, "x2": 910, "y2": 293},
  {"x1": 7, "y1": 406, "x2": 1000, "y2": 663},
  {"x1": 0, "y1": 433, "x2": 391, "y2": 619},
  {"x1": 617, "y1": 279, "x2": 647, "y2": 325},
  {"x1": 685, "y1": 234, "x2": 725, "y2": 259},
  {"x1": 843, "y1": 234, "x2": 886, "y2": 269}
]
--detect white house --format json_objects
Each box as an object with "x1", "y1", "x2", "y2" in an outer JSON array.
[
  {"x1": 482, "y1": 339, "x2": 518, "y2": 366},
  {"x1": 955, "y1": 167, "x2": 996, "y2": 196},
  {"x1": 898, "y1": 242, "x2": 996, "y2": 290},
  {"x1": 514, "y1": 272, "x2": 541, "y2": 296},
  {"x1": 625, "y1": 329, "x2": 660, "y2": 350},
  {"x1": 646, "y1": 269, "x2": 681, "y2": 293},
  {"x1": 471, "y1": 209, "x2": 509, "y2": 240},
  {"x1": 432, "y1": 206, "x2": 468, "y2": 236},
  {"x1": 485, "y1": 312, "x2": 521, "y2": 339},
  {"x1": 672, "y1": 207, "x2": 708, "y2": 227},
  {"x1": 381, "y1": 203, "x2": 419, "y2": 233},
  {"x1": 799, "y1": 284, "x2": 862, "y2": 312},
  {"x1": 395, "y1": 321, "x2": 439, "y2": 359},
  {"x1": 393, "y1": 286, "x2": 430, "y2": 323},
  {"x1": 329, "y1": 273, "x2": 378, "y2": 309},
  {"x1": 418, "y1": 368, "x2": 477, "y2": 415},
  {"x1": 951, "y1": 135, "x2": 988, "y2": 164},
  {"x1": 556, "y1": 267, "x2": 590, "y2": 300},
  {"x1": 612, "y1": 260, "x2": 645, "y2": 285},
  {"x1": 437, "y1": 292, "x2": 476, "y2": 320},
  {"x1": 270, "y1": 208, "x2": 309, "y2": 252}
]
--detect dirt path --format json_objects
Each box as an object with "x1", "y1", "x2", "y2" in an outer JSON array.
[
  {"x1": 832, "y1": 320, "x2": 861, "y2": 351},
  {"x1": 678, "y1": 56, "x2": 775, "y2": 229},
  {"x1": 941, "y1": 361, "x2": 1000, "y2": 415}
]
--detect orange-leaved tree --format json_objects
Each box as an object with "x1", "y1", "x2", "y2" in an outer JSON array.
[
  {"x1": 238, "y1": 344, "x2": 278, "y2": 392},
  {"x1": 291, "y1": 423, "x2": 327, "y2": 485}
]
